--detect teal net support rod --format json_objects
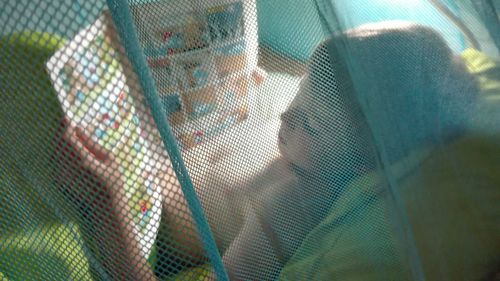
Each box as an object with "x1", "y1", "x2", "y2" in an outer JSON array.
[
  {"x1": 104, "y1": 1, "x2": 229, "y2": 280},
  {"x1": 313, "y1": 1, "x2": 426, "y2": 280}
]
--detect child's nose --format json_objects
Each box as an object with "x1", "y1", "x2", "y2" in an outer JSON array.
[{"x1": 280, "y1": 110, "x2": 299, "y2": 130}]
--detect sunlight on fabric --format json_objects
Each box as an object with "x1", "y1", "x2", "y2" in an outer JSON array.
[{"x1": 385, "y1": 0, "x2": 422, "y2": 6}]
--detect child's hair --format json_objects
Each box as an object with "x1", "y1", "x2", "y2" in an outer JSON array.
[{"x1": 308, "y1": 21, "x2": 479, "y2": 164}]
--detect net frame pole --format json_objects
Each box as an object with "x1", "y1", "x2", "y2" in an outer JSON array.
[{"x1": 105, "y1": 1, "x2": 229, "y2": 280}]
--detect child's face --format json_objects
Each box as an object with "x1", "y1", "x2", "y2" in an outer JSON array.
[
  {"x1": 278, "y1": 79, "x2": 317, "y2": 172},
  {"x1": 278, "y1": 76, "x2": 358, "y2": 175}
]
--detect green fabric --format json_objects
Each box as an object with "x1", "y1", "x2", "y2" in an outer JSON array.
[
  {"x1": 170, "y1": 265, "x2": 211, "y2": 281},
  {"x1": 0, "y1": 32, "x2": 93, "y2": 280},
  {"x1": 0, "y1": 223, "x2": 92, "y2": 281},
  {"x1": 280, "y1": 136, "x2": 500, "y2": 281},
  {"x1": 461, "y1": 48, "x2": 500, "y2": 133},
  {"x1": 461, "y1": 48, "x2": 500, "y2": 97}
]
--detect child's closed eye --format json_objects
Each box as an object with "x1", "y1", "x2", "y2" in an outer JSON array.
[{"x1": 280, "y1": 108, "x2": 320, "y2": 137}]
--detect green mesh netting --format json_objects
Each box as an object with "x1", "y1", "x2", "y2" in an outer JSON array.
[{"x1": 1, "y1": 0, "x2": 499, "y2": 280}]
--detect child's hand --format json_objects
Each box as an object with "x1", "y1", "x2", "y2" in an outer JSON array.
[
  {"x1": 55, "y1": 118, "x2": 124, "y2": 201},
  {"x1": 54, "y1": 118, "x2": 156, "y2": 281},
  {"x1": 252, "y1": 66, "x2": 267, "y2": 86}
]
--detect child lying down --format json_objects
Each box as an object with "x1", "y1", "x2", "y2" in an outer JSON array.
[{"x1": 56, "y1": 21, "x2": 499, "y2": 280}]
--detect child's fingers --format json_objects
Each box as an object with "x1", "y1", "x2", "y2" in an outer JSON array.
[
  {"x1": 74, "y1": 126, "x2": 111, "y2": 162},
  {"x1": 71, "y1": 127, "x2": 124, "y2": 190},
  {"x1": 65, "y1": 127, "x2": 97, "y2": 168},
  {"x1": 54, "y1": 119, "x2": 125, "y2": 199},
  {"x1": 252, "y1": 66, "x2": 267, "y2": 86},
  {"x1": 60, "y1": 122, "x2": 110, "y2": 164},
  {"x1": 59, "y1": 123, "x2": 101, "y2": 170}
]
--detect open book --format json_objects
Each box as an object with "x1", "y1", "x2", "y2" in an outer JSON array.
[{"x1": 46, "y1": 12, "x2": 162, "y2": 259}]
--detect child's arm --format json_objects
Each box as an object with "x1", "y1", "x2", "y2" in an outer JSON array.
[
  {"x1": 57, "y1": 121, "x2": 157, "y2": 281},
  {"x1": 157, "y1": 170, "x2": 206, "y2": 261}
]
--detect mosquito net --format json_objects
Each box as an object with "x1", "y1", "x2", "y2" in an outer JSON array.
[{"x1": 0, "y1": 0, "x2": 499, "y2": 280}]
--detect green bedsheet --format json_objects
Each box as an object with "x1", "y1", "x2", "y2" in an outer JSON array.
[
  {"x1": 0, "y1": 32, "x2": 94, "y2": 280},
  {"x1": 280, "y1": 136, "x2": 500, "y2": 280}
]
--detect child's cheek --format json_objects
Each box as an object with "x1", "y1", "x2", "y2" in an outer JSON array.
[
  {"x1": 297, "y1": 135, "x2": 315, "y2": 169},
  {"x1": 279, "y1": 128, "x2": 315, "y2": 170}
]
